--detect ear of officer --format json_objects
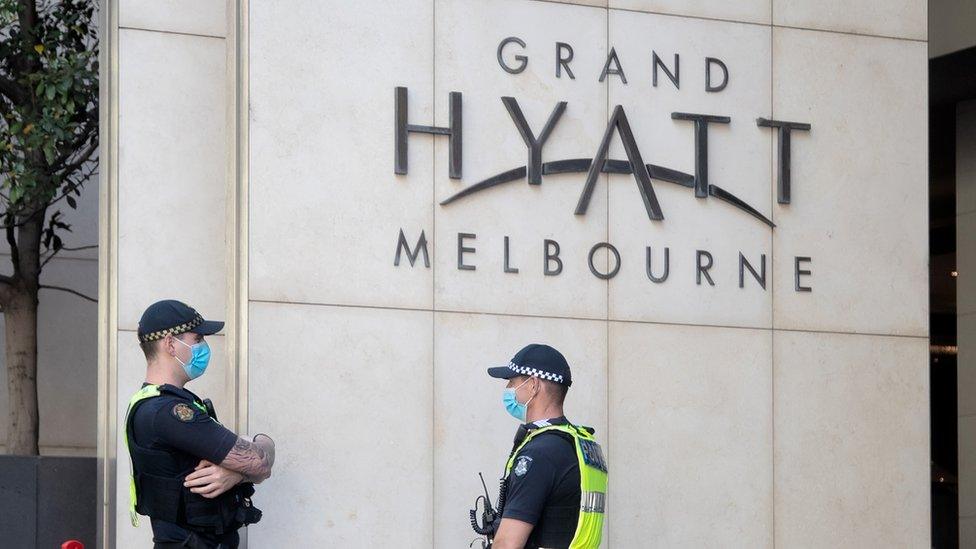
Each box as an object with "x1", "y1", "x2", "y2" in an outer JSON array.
[{"x1": 506, "y1": 375, "x2": 564, "y2": 425}]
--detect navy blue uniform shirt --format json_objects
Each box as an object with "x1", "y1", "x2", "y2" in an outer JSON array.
[
  {"x1": 502, "y1": 417, "x2": 581, "y2": 548},
  {"x1": 130, "y1": 383, "x2": 238, "y2": 544}
]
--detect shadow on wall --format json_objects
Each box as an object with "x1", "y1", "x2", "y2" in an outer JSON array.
[
  {"x1": 0, "y1": 167, "x2": 99, "y2": 544},
  {"x1": 0, "y1": 165, "x2": 99, "y2": 455}
]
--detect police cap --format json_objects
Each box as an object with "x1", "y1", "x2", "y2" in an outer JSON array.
[
  {"x1": 488, "y1": 343, "x2": 573, "y2": 387},
  {"x1": 137, "y1": 299, "x2": 224, "y2": 343}
]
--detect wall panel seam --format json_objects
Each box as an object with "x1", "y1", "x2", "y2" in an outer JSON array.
[
  {"x1": 525, "y1": 1, "x2": 928, "y2": 44},
  {"x1": 245, "y1": 299, "x2": 931, "y2": 339},
  {"x1": 118, "y1": 25, "x2": 225, "y2": 41}
]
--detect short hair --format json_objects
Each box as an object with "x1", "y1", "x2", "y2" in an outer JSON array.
[
  {"x1": 140, "y1": 338, "x2": 159, "y2": 360},
  {"x1": 544, "y1": 379, "x2": 568, "y2": 405}
]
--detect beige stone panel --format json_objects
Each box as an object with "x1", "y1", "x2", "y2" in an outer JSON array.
[
  {"x1": 542, "y1": 0, "x2": 608, "y2": 7},
  {"x1": 609, "y1": 321, "x2": 773, "y2": 548},
  {"x1": 771, "y1": 29, "x2": 928, "y2": 336},
  {"x1": 248, "y1": 0, "x2": 434, "y2": 310},
  {"x1": 433, "y1": 0, "x2": 609, "y2": 319},
  {"x1": 963, "y1": 313, "x2": 976, "y2": 530},
  {"x1": 120, "y1": 0, "x2": 226, "y2": 37},
  {"x1": 773, "y1": 330, "x2": 929, "y2": 548},
  {"x1": 432, "y1": 311, "x2": 608, "y2": 547},
  {"x1": 611, "y1": 0, "x2": 771, "y2": 24},
  {"x1": 961, "y1": 415, "x2": 976, "y2": 519},
  {"x1": 962, "y1": 516, "x2": 976, "y2": 548},
  {"x1": 247, "y1": 302, "x2": 433, "y2": 548},
  {"x1": 960, "y1": 213, "x2": 976, "y2": 316},
  {"x1": 115, "y1": 332, "x2": 233, "y2": 547},
  {"x1": 960, "y1": 313, "x2": 976, "y2": 417},
  {"x1": 607, "y1": 12, "x2": 773, "y2": 328},
  {"x1": 0, "y1": 258, "x2": 98, "y2": 453},
  {"x1": 773, "y1": 0, "x2": 926, "y2": 40},
  {"x1": 117, "y1": 29, "x2": 227, "y2": 330}
]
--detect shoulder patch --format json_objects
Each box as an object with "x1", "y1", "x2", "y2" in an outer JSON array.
[
  {"x1": 514, "y1": 455, "x2": 534, "y2": 477},
  {"x1": 171, "y1": 402, "x2": 195, "y2": 422}
]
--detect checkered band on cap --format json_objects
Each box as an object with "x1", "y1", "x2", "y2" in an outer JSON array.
[
  {"x1": 507, "y1": 361, "x2": 564, "y2": 384},
  {"x1": 139, "y1": 314, "x2": 204, "y2": 343}
]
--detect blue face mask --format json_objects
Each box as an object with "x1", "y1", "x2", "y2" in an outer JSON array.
[
  {"x1": 502, "y1": 378, "x2": 535, "y2": 422},
  {"x1": 174, "y1": 336, "x2": 211, "y2": 380}
]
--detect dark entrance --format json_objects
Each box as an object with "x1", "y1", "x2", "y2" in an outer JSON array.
[{"x1": 929, "y1": 44, "x2": 976, "y2": 549}]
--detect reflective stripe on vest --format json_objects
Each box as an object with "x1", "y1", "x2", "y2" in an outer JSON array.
[
  {"x1": 123, "y1": 384, "x2": 208, "y2": 527},
  {"x1": 505, "y1": 424, "x2": 608, "y2": 549}
]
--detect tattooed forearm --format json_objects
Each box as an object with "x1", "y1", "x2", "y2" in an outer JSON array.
[
  {"x1": 253, "y1": 434, "x2": 275, "y2": 469},
  {"x1": 220, "y1": 435, "x2": 275, "y2": 483}
]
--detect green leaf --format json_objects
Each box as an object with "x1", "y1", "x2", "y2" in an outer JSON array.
[
  {"x1": 46, "y1": 84, "x2": 56, "y2": 100},
  {"x1": 43, "y1": 142, "x2": 55, "y2": 164}
]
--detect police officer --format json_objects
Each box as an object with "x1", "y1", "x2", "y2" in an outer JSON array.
[
  {"x1": 124, "y1": 300, "x2": 276, "y2": 548},
  {"x1": 485, "y1": 344, "x2": 608, "y2": 549}
]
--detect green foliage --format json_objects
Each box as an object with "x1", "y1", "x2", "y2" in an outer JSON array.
[{"x1": 0, "y1": 0, "x2": 98, "y2": 253}]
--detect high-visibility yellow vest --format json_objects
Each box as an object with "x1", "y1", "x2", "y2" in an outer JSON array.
[
  {"x1": 123, "y1": 384, "x2": 208, "y2": 527},
  {"x1": 505, "y1": 423, "x2": 608, "y2": 548}
]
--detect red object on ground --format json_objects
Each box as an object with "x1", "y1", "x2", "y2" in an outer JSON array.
[{"x1": 61, "y1": 541, "x2": 84, "y2": 549}]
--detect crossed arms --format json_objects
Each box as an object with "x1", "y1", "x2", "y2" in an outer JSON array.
[
  {"x1": 221, "y1": 434, "x2": 276, "y2": 483},
  {"x1": 183, "y1": 434, "x2": 276, "y2": 499}
]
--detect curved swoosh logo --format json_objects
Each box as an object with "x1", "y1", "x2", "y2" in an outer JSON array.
[{"x1": 439, "y1": 158, "x2": 775, "y2": 228}]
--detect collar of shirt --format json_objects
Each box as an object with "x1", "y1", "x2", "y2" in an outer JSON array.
[
  {"x1": 141, "y1": 382, "x2": 203, "y2": 404},
  {"x1": 528, "y1": 416, "x2": 568, "y2": 428},
  {"x1": 513, "y1": 416, "x2": 570, "y2": 447}
]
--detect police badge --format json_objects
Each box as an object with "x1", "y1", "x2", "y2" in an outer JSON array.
[
  {"x1": 514, "y1": 455, "x2": 533, "y2": 477},
  {"x1": 172, "y1": 403, "x2": 195, "y2": 422}
]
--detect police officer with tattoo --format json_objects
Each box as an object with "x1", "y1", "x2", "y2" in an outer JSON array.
[
  {"x1": 124, "y1": 300, "x2": 276, "y2": 548},
  {"x1": 475, "y1": 344, "x2": 608, "y2": 549}
]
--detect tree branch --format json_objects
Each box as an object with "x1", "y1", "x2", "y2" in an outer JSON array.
[
  {"x1": 0, "y1": 166, "x2": 96, "y2": 231},
  {"x1": 54, "y1": 137, "x2": 97, "y2": 176},
  {"x1": 39, "y1": 246, "x2": 58, "y2": 269},
  {"x1": 6, "y1": 222, "x2": 20, "y2": 276},
  {"x1": 0, "y1": 273, "x2": 14, "y2": 307},
  {"x1": 15, "y1": 1, "x2": 40, "y2": 80},
  {"x1": 0, "y1": 75, "x2": 26, "y2": 104},
  {"x1": 39, "y1": 284, "x2": 96, "y2": 303},
  {"x1": 18, "y1": 1, "x2": 38, "y2": 46},
  {"x1": 52, "y1": 123, "x2": 98, "y2": 173},
  {"x1": 40, "y1": 244, "x2": 97, "y2": 270},
  {"x1": 0, "y1": 96, "x2": 11, "y2": 121}
]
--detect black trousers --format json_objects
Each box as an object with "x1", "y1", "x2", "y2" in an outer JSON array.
[{"x1": 153, "y1": 530, "x2": 240, "y2": 549}]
